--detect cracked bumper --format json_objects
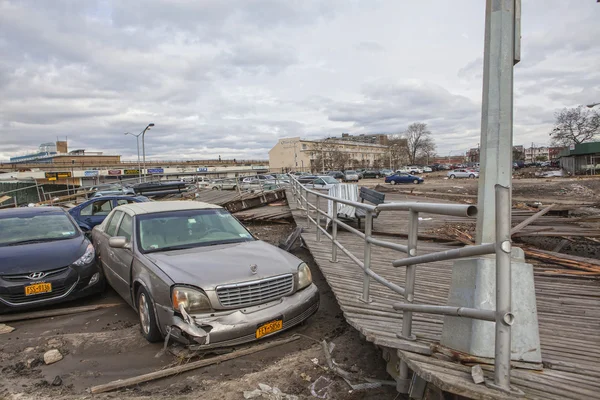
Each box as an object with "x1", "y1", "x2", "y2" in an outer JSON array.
[{"x1": 156, "y1": 283, "x2": 319, "y2": 348}]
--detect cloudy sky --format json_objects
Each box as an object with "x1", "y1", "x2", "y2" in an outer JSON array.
[{"x1": 1, "y1": 1, "x2": 599, "y2": 161}]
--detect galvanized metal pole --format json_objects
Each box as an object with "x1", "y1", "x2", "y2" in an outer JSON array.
[
  {"x1": 316, "y1": 195, "x2": 321, "y2": 242},
  {"x1": 331, "y1": 200, "x2": 338, "y2": 262},
  {"x1": 400, "y1": 209, "x2": 418, "y2": 341},
  {"x1": 360, "y1": 211, "x2": 373, "y2": 303},
  {"x1": 492, "y1": 184, "x2": 513, "y2": 391},
  {"x1": 475, "y1": 0, "x2": 519, "y2": 245},
  {"x1": 305, "y1": 188, "x2": 310, "y2": 227}
]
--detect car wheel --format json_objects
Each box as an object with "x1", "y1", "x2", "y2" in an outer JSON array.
[
  {"x1": 392, "y1": 180, "x2": 398, "y2": 185},
  {"x1": 450, "y1": 174, "x2": 455, "y2": 179},
  {"x1": 212, "y1": 186, "x2": 218, "y2": 190},
  {"x1": 137, "y1": 287, "x2": 163, "y2": 343},
  {"x1": 469, "y1": 174, "x2": 475, "y2": 179},
  {"x1": 376, "y1": 175, "x2": 380, "y2": 179},
  {"x1": 232, "y1": 185, "x2": 237, "y2": 190},
  {"x1": 413, "y1": 179, "x2": 419, "y2": 184}
]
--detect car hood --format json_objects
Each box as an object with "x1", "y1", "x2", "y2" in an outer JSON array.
[
  {"x1": 144, "y1": 240, "x2": 301, "y2": 290},
  {"x1": 0, "y1": 236, "x2": 88, "y2": 275}
]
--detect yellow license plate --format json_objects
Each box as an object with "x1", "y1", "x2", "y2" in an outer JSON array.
[
  {"x1": 256, "y1": 319, "x2": 283, "y2": 339},
  {"x1": 24, "y1": 283, "x2": 52, "y2": 296}
]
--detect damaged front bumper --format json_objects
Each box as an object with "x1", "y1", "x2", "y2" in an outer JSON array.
[{"x1": 156, "y1": 283, "x2": 319, "y2": 349}]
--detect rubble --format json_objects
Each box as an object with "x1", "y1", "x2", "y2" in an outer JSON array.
[{"x1": 43, "y1": 349, "x2": 63, "y2": 365}]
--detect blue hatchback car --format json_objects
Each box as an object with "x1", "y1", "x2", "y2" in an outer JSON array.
[
  {"x1": 384, "y1": 173, "x2": 424, "y2": 185},
  {"x1": 68, "y1": 196, "x2": 149, "y2": 232}
]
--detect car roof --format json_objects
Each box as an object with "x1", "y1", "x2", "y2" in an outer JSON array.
[
  {"x1": 0, "y1": 206, "x2": 66, "y2": 217},
  {"x1": 116, "y1": 200, "x2": 222, "y2": 215}
]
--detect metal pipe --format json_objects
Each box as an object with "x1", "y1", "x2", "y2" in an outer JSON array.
[
  {"x1": 367, "y1": 236, "x2": 408, "y2": 254},
  {"x1": 334, "y1": 239, "x2": 364, "y2": 269},
  {"x1": 331, "y1": 200, "x2": 338, "y2": 262},
  {"x1": 376, "y1": 202, "x2": 477, "y2": 218},
  {"x1": 364, "y1": 266, "x2": 406, "y2": 296},
  {"x1": 316, "y1": 195, "x2": 321, "y2": 242},
  {"x1": 305, "y1": 188, "x2": 310, "y2": 227},
  {"x1": 393, "y1": 303, "x2": 496, "y2": 321},
  {"x1": 392, "y1": 243, "x2": 496, "y2": 268},
  {"x1": 400, "y1": 210, "x2": 418, "y2": 341},
  {"x1": 333, "y1": 218, "x2": 365, "y2": 239},
  {"x1": 361, "y1": 211, "x2": 373, "y2": 302},
  {"x1": 494, "y1": 184, "x2": 512, "y2": 390}
]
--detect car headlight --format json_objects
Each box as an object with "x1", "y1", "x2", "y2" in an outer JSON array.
[
  {"x1": 297, "y1": 262, "x2": 313, "y2": 290},
  {"x1": 172, "y1": 286, "x2": 212, "y2": 313},
  {"x1": 73, "y1": 243, "x2": 95, "y2": 266}
]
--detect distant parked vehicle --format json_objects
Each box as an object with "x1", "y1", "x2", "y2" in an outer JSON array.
[
  {"x1": 379, "y1": 169, "x2": 394, "y2": 176},
  {"x1": 209, "y1": 179, "x2": 238, "y2": 190},
  {"x1": 385, "y1": 173, "x2": 424, "y2": 185},
  {"x1": 342, "y1": 170, "x2": 360, "y2": 182},
  {"x1": 69, "y1": 196, "x2": 149, "y2": 232},
  {"x1": 447, "y1": 169, "x2": 479, "y2": 179},
  {"x1": 0, "y1": 207, "x2": 104, "y2": 313},
  {"x1": 422, "y1": 166, "x2": 433, "y2": 173},
  {"x1": 327, "y1": 171, "x2": 344, "y2": 179},
  {"x1": 361, "y1": 170, "x2": 382, "y2": 179},
  {"x1": 303, "y1": 176, "x2": 340, "y2": 190},
  {"x1": 92, "y1": 185, "x2": 136, "y2": 197},
  {"x1": 406, "y1": 166, "x2": 424, "y2": 174}
]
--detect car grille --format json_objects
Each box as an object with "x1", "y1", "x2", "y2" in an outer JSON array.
[
  {"x1": 216, "y1": 274, "x2": 294, "y2": 308},
  {"x1": 1, "y1": 266, "x2": 70, "y2": 282},
  {"x1": 0, "y1": 282, "x2": 74, "y2": 304}
]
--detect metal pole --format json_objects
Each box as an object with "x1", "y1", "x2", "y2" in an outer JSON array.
[
  {"x1": 136, "y1": 135, "x2": 142, "y2": 183},
  {"x1": 399, "y1": 209, "x2": 418, "y2": 341},
  {"x1": 361, "y1": 210, "x2": 373, "y2": 303},
  {"x1": 142, "y1": 132, "x2": 146, "y2": 182},
  {"x1": 316, "y1": 195, "x2": 321, "y2": 242},
  {"x1": 475, "y1": 0, "x2": 519, "y2": 245},
  {"x1": 331, "y1": 200, "x2": 338, "y2": 262},
  {"x1": 493, "y1": 184, "x2": 513, "y2": 391},
  {"x1": 34, "y1": 180, "x2": 41, "y2": 202},
  {"x1": 305, "y1": 188, "x2": 310, "y2": 227}
]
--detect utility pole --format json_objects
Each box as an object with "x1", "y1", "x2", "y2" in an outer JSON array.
[{"x1": 441, "y1": 1, "x2": 540, "y2": 394}]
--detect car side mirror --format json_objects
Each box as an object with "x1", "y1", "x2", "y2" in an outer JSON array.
[{"x1": 109, "y1": 236, "x2": 130, "y2": 249}]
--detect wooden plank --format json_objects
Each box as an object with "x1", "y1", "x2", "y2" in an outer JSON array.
[
  {"x1": 510, "y1": 204, "x2": 555, "y2": 235},
  {"x1": 0, "y1": 303, "x2": 121, "y2": 323},
  {"x1": 90, "y1": 335, "x2": 300, "y2": 393}
]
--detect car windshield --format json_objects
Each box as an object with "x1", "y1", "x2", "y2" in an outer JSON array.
[
  {"x1": 321, "y1": 176, "x2": 338, "y2": 184},
  {"x1": 0, "y1": 213, "x2": 79, "y2": 246},
  {"x1": 137, "y1": 209, "x2": 254, "y2": 253}
]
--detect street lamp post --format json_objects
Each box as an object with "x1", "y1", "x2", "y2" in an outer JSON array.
[
  {"x1": 141, "y1": 123, "x2": 155, "y2": 182},
  {"x1": 124, "y1": 131, "x2": 143, "y2": 183}
]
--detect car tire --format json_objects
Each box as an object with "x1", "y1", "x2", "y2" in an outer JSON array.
[
  {"x1": 392, "y1": 180, "x2": 398, "y2": 185},
  {"x1": 375, "y1": 175, "x2": 380, "y2": 179},
  {"x1": 136, "y1": 287, "x2": 163, "y2": 343},
  {"x1": 232, "y1": 185, "x2": 237, "y2": 190},
  {"x1": 212, "y1": 186, "x2": 218, "y2": 190},
  {"x1": 469, "y1": 174, "x2": 475, "y2": 179},
  {"x1": 450, "y1": 174, "x2": 455, "y2": 179},
  {"x1": 413, "y1": 179, "x2": 419, "y2": 184}
]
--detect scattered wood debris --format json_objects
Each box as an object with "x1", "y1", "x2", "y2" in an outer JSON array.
[{"x1": 0, "y1": 303, "x2": 121, "y2": 323}]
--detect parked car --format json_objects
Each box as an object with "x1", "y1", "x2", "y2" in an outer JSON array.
[
  {"x1": 361, "y1": 170, "x2": 382, "y2": 179},
  {"x1": 303, "y1": 176, "x2": 340, "y2": 190},
  {"x1": 406, "y1": 166, "x2": 424, "y2": 174},
  {"x1": 92, "y1": 201, "x2": 319, "y2": 345},
  {"x1": 342, "y1": 170, "x2": 360, "y2": 182},
  {"x1": 422, "y1": 166, "x2": 433, "y2": 173},
  {"x1": 297, "y1": 175, "x2": 319, "y2": 184},
  {"x1": 242, "y1": 175, "x2": 275, "y2": 183},
  {"x1": 379, "y1": 169, "x2": 394, "y2": 176},
  {"x1": 68, "y1": 196, "x2": 149, "y2": 232},
  {"x1": 447, "y1": 169, "x2": 479, "y2": 179},
  {"x1": 327, "y1": 171, "x2": 344, "y2": 179},
  {"x1": 0, "y1": 207, "x2": 104, "y2": 313},
  {"x1": 385, "y1": 173, "x2": 424, "y2": 185},
  {"x1": 209, "y1": 179, "x2": 238, "y2": 190},
  {"x1": 92, "y1": 185, "x2": 136, "y2": 197}
]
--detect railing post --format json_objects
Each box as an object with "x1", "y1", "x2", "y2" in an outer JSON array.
[
  {"x1": 305, "y1": 188, "x2": 310, "y2": 228},
  {"x1": 492, "y1": 184, "x2": 514, "y2": 392},
  {"x1": 316, "y1": 195, "x2": 321, "y2": 242},
  {"x1": 331, "y1": 200, "x2": 338, "y2": 263},
  {"x1": 360, "y1": 210, "x2": 373, "y2": 303},
  {"x1": 399, "y1": 209, "x2": 418, "y2": 341}
]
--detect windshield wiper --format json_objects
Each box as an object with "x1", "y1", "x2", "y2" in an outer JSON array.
[
  {"x1": 145, "y1": 244, "x2": 199, "y2": 253},
  {"x1": 3, "y1": 237, "x2": 73, "y2": 246}
]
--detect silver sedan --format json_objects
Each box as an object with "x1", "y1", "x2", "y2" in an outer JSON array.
[{"x1": 92, "y1": 201, "x2": 319, "y2": 347}]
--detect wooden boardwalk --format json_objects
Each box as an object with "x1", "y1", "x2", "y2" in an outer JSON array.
[{"x1": 287, "y1": 189, "x2": 600, "y2": 399}]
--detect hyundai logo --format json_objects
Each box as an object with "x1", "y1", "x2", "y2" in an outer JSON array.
[
  {"x1": 250, "y1": 264, "x2": 258, "y2": 274},
  {"x1": 28, "y1": 272, "x2": 46, "y2": 280}
]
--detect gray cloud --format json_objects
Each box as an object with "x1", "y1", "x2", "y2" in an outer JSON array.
[{"x1": 1, "y1": 0, "x2": 599, "y2": 161}]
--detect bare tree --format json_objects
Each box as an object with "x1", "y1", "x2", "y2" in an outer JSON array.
[
  {"x1": 550, "y1": 106, "x2": 600, "y2": 146},
  {"x1": 405, "y1": 122, "x2": 436, "y2": 165},
  {"x1": 311, "y1": 141, "x2": 350, "y2": 171},
  {"x1": 387, "y1": 134, "x2": 409, "y2": 169}
]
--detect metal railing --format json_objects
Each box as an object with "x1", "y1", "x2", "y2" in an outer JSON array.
[{"x1": 289, "y1": 176, "x2": 515, "y2": 394}]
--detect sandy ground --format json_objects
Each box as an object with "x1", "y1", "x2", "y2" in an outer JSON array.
[{"x1": 0, "y1": 223, "x2": 398, "y2": 400}]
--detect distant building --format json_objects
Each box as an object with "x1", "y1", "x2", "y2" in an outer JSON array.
[
  {"x1": 559, "y1": 142, "x2": 600, "y2": 175},
  {"x1": 332, "y1": 133, "x2": 389, "y2": 146},
  {"x1": 524, "y1": 146, "x2": 564, "y2": 162},
  {"x1": 467, "y1": 147, "x2": 480, "y2": 163},
  {"x1": 269, "y1": 137, "x2": 389, "y2": 172},
  {"x1": 8, "y1": 141, "x2": 120, "y2": 165}
]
